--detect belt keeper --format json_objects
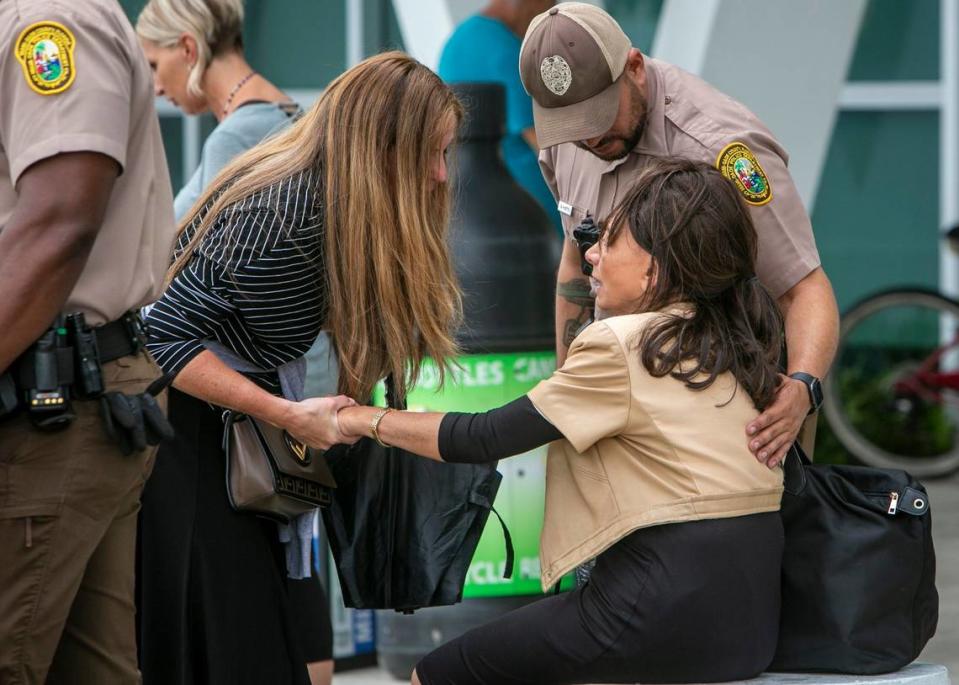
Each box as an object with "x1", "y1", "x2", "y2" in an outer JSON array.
[{"x1": 122, "y1": 312, "x2": 146, "y2": 351}]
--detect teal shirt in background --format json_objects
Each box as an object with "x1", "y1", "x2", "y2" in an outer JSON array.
[{"x1": 439, "y1": 15, "x2": 564, "y2": 237}]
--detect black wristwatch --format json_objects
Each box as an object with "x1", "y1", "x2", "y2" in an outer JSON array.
[{"x1": 789, "y1": 372, "x2": 823, "y2": 415}]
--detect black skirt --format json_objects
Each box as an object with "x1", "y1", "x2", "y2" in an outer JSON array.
[
  {"x1": 136, "y1": 389, "x2": 331, "y2": 685},
  {"x1": 416, "y1": 512, "x2": 784, "y2": 685}
]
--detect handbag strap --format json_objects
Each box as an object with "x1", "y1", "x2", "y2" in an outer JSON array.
[
  {"x1": 489, "y1": 505, "x2": 514, "y2": 580},
  {"x1": 384, "y1": 374, "x2": 407, "y2": 410}
]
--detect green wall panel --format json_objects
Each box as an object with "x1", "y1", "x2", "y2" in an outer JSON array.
[
  {"x1": 812, "y1": 111, "x2": 940, "y2": 313},
  {"x1": 606, "y1": 0, "x2": 664, "y2": 54},
  {"x1": 119, "y1": 0, "x2": 404, "y2": 89},
  {"x1": 848, "y1": 0, "x2": 939, "y2": 81},
  {"x1": 120, "y1": 0, "x2": 347, "y2": 88},
  {"x1": 158, "y1": 116, "x2": 185, "y2": 193},
  {"x1": 242, "y1": 0, "x2": 345, "y2": 88}
]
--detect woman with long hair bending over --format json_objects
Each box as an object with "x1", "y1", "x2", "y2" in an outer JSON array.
[
  {"x1": 134, "y1": 2, "x2": 335, "y2": 682},
  {"x1": 143, "y1": 52, "x2": 463, "y2": 685},
  {"x1": 338, "y1": 158, "x2": 787, "y2": 685}
]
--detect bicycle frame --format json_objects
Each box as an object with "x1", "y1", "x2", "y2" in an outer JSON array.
[{"x1": 893, "y1": 334, "x2": 959, "y2": 400}]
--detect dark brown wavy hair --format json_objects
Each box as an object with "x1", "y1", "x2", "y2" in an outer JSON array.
[{"x1": 603, "y1": 158, "x2": 784, "y2": 409}]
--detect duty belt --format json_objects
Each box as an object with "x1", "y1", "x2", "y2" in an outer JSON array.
[
  {"x1": 0, "y1": 311, "x2": 148, "y2": 429},
  {"x1": 94, "y1": 313, "x2": 146, "y2": 363},
  {"x1": 14, "y1": 312, "x2": 144, "y2": 388}
]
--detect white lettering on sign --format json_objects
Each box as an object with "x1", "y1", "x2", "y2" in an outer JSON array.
[
  {"x1": 468, "y1": 560, "x2": 512, "y2": 585},
  {"x1": 513, "y1": 357, "x2": 556, "y2": 384},
  {"x1": 410, "y1": 359, "x2": 506, "y2": 391},
  {"x1": 518, "y1": 556, "x2": 541, "y2": 580},
  {"x1": 467, "y1": 557, "x2": 542, "y2": 585},
  {"x1": 448, "y1": 360, "x2": 505, "y2": 387}
]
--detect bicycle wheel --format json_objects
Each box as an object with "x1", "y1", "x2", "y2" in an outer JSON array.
[{"x1": 823, "y1": 288, "x2": 959, "y2": 477}]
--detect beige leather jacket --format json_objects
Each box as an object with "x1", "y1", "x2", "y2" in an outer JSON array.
[{"x1": 527, "y1": 313, "x2": 783, "y2": 591}]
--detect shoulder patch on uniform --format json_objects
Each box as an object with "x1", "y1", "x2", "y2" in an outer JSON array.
[
  {"x1": 716, "y1": 142, "x2": 772, "y2": 206},
  {"x1": 14, "y1": 21, "x2": 77, "y2": 96}
]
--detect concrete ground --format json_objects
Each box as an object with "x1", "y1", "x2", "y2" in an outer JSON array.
[{"x1": 335, "y1": 472, "x2": 959, "y2": 684}]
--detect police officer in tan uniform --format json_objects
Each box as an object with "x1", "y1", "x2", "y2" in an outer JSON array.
[
  {"x1": 519, "y1": 3, "x2": 838, "y2": 467},
  {"x1": 0, "y1": 0, "x2": 176, "y2": 681}
]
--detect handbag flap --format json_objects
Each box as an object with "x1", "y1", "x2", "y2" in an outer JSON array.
[
  {"x1": 222, "y1": 410, "x2": 335, "y2": 515},
  {"x1": 249, "y1": 416, "x2": 337, "y2": 489}
]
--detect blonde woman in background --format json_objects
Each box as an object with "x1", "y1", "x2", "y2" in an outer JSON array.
[
  {"x1": 141, "y1": 51, "x2": 463, "y2": 685},
  {"x1": 137, "y1": 0, "x2": 297, "y2": 217},
  {"x1": 135, "y1": 2, "x2": 335, "y2": 683}
]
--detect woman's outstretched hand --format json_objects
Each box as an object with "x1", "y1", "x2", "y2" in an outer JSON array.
[{"x1": 283, "y1": 395, "x2": 359, "y2": 450}]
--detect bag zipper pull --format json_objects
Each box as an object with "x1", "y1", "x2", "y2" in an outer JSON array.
[{"x1": 888, "y1": 491, "x2": 899, "y2": 515}]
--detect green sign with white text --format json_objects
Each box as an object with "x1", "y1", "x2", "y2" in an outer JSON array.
[{"x1": 377, "y1": 351, "x2": 570, "y2": 597}]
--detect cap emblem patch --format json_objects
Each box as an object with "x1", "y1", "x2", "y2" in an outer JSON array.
[
  {"x1": 14, "y1": 21, "x2": 76, "y2": 96},
  {"x1": 541, "y1": 55, "x2": 572, "y2": 96},
  {"x1": 716, "y1": 142, "x2": 772, "y2": 206}
]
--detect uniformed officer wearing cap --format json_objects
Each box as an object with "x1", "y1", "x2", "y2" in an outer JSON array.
[
  {"x1": 0, "y1": 0, "x2": 177, "y2": 681},
  {"x1": 520, "y1": 2, "x2": 838, "y2": 467}
]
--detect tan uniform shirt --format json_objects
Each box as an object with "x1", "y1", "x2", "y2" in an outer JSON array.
[
  {"x1": 541, "y1": 57, "x2": 820, "y2": 299},
  {"x1": 0, "y1": 0, "x2": 176, "y2": 325},
  {"x1": 527, "y1": 313, "x2": 784, "y2": 590}
]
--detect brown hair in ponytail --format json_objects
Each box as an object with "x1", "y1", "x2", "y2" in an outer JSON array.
[{"x1": 603, "y1": 158, "x2": 784, "y2": 409}]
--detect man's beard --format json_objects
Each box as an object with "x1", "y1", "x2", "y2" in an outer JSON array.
[{"x1": 575, "y1": 83, "x2": 648, "y2": 162}]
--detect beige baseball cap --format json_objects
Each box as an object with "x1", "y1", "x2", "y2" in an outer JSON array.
[{"x1": 519, "y1": 3, "x2": 631, "y2": 149}]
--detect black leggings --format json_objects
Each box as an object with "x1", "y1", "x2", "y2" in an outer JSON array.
[{"x1": 416, "y1": 512, "x2": 783, "y2": 685}]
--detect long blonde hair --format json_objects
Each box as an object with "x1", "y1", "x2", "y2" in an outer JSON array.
[
  {"x1": 136, "y1": 0, "x2": 245, "y2": 97},
  {"x1": 172, "y1": 51, "x2": 464, "y2": 401}
]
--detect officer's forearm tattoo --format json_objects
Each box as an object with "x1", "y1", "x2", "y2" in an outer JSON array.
[{"x1": 557, "y1": 278, "x2": 594, "y2": 347}]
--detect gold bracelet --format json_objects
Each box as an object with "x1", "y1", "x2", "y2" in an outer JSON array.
[{"x1": 370, "y1": 408, "x2": 392, "y2": 448}]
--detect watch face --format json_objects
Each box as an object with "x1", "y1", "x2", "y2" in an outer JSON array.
[{"x1": 810, "y1": 377, "x2": 824, "y2": 409}]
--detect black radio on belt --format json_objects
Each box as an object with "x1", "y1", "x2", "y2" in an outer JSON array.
[
  {"x1": 24, "y1": 317, "x2": 76, "y2": 431},
  {"x1": 0, "y1": 311, "x2": 144, "y2": 428},
  {"x1": 572, "y1": 214, "x2": 601, "y2": 276}
]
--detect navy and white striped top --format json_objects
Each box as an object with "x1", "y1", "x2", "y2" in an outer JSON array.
[{"x1": 145, "y1": 168, "x2": 326, "y2": 394}]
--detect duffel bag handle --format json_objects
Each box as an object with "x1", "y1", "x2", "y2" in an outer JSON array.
[
  {"x1": 782, "y1": 443, "x2": 930, "y2": 517},
  {"x1": 782, "y1": 443, "x2": 809, "y2": 496}
]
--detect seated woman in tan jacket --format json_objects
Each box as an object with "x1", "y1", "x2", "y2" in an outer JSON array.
[{"x1": 337, "y1": 158, "x2": 787, "y2": 685}]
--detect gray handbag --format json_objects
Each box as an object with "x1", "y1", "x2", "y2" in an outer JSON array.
[{"x1": 221, "y1": 410, "x2": 336, "y2": 523}]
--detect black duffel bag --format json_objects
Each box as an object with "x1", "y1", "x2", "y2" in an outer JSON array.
[
  {"x1": 771, "y1": 444, "x2": 939, "y2": 674},
  {"x1": 321, "y1": 379, "x2": 511, "y2": 612}
]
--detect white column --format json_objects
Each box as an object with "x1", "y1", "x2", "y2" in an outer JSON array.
[
  {"x1": 390, "y1": 0, "x2": 605, "y2": 71},
  {"x1": 650, "y1": 0, "x2": 721, "y2": 76},
  {"x1": 182, "y1": 114, "x2": 201, "y2": 184},
  {"x1": 346, "y1": 0, "x2": 364, "y2": 67},
  {"x1": 652, "y1": 0, "x2": 866, "y2": 212},
  {"x1": 390, "y1": 0, "x2": 458, "y2": 70},
  {"x1": 941, "y1": 0, "x2": 959, "y2": 300}
]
